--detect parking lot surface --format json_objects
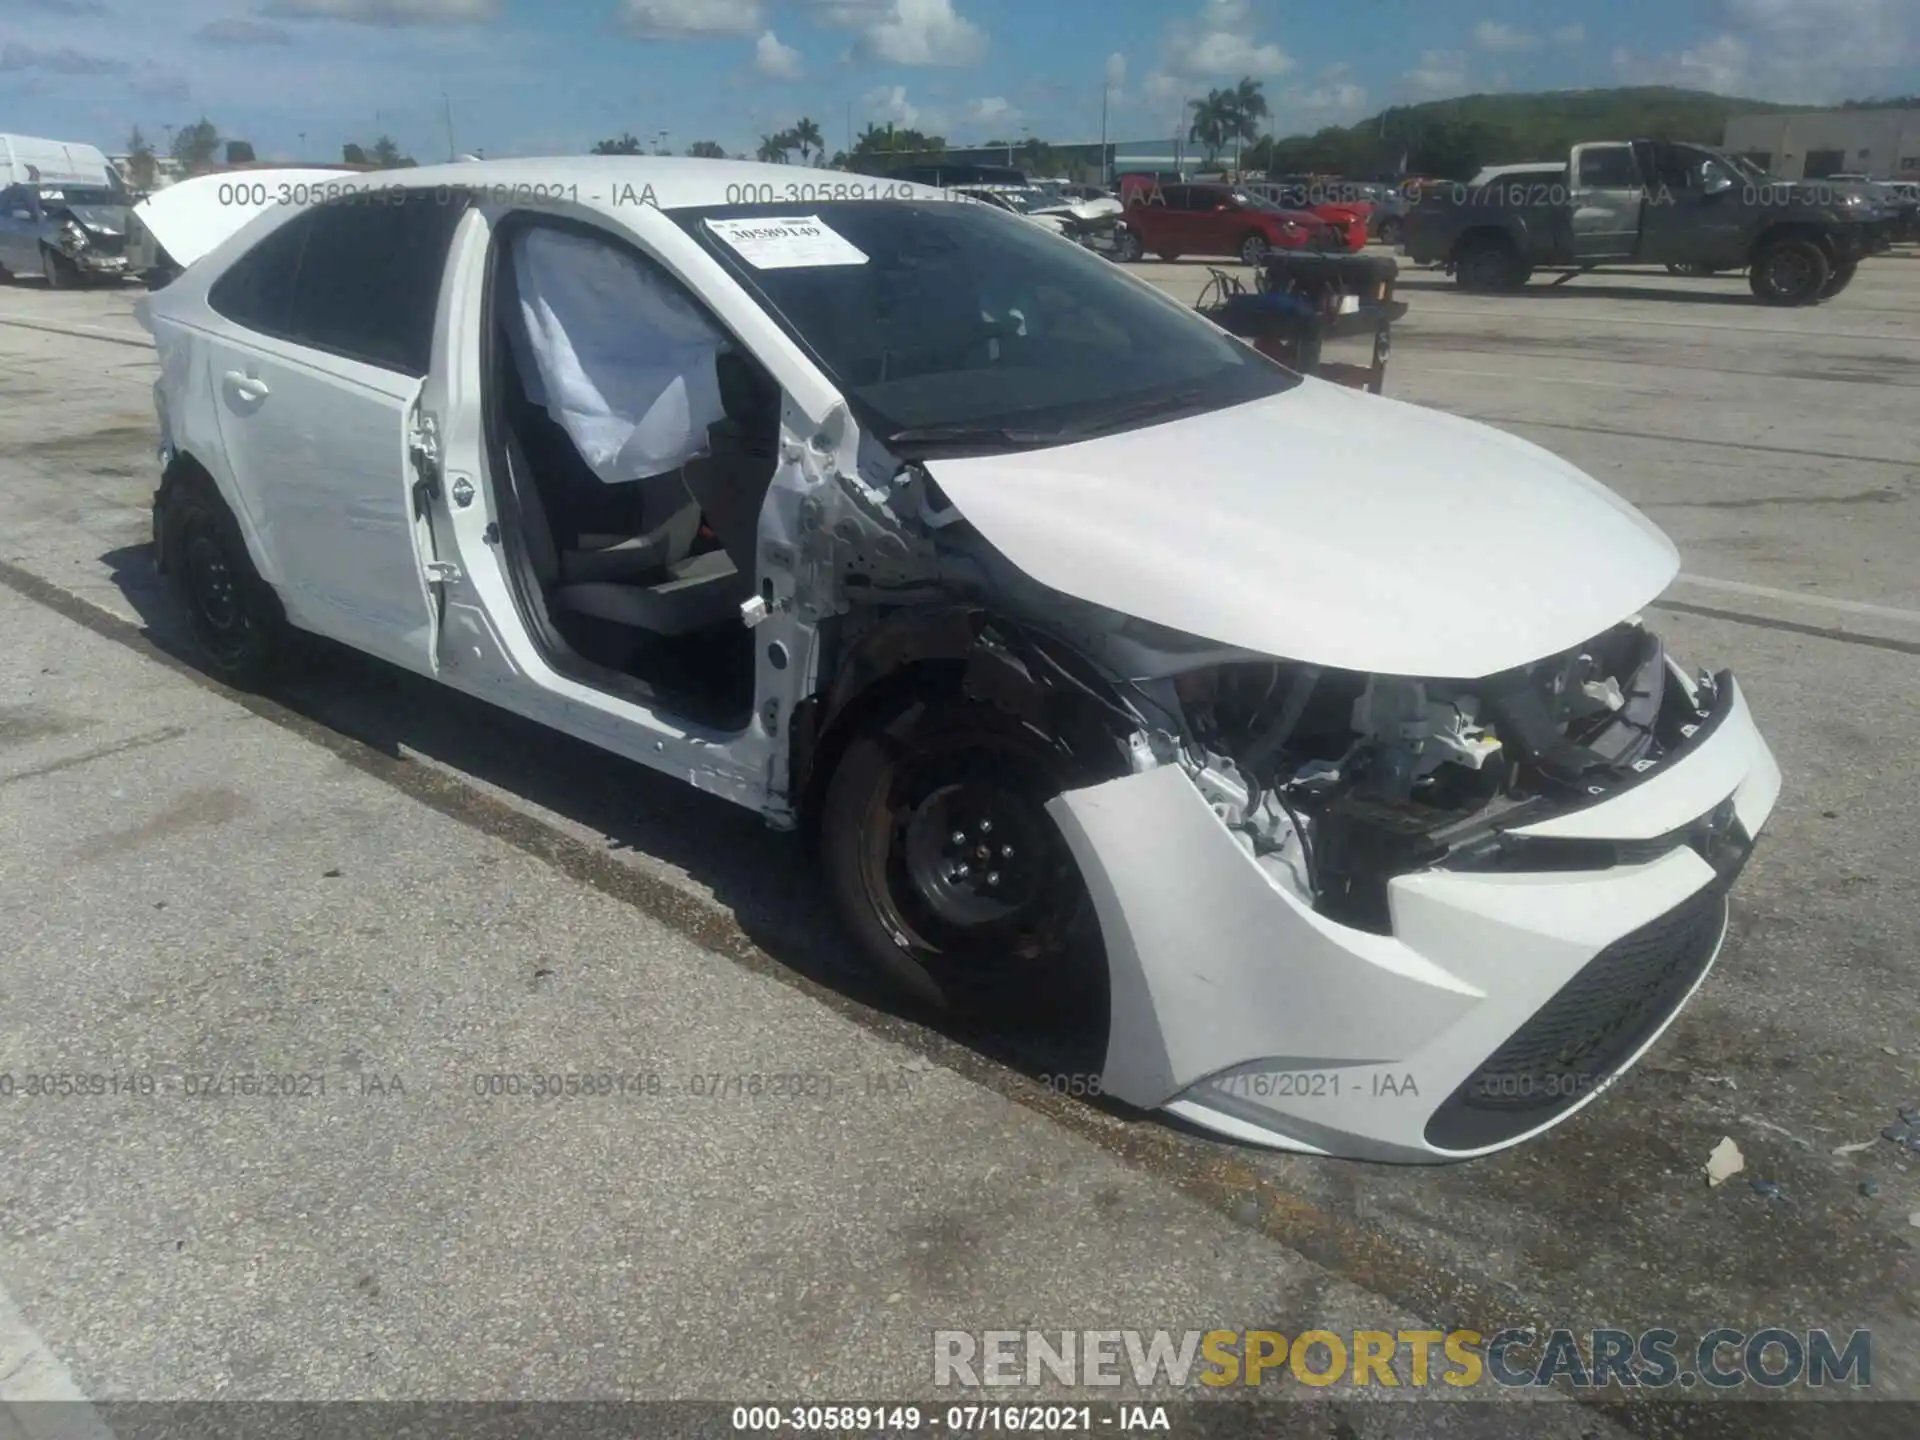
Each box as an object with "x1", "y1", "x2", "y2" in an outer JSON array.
[{"x1": 1, "y1": 254, "x2": 1917, "y2": 1432}]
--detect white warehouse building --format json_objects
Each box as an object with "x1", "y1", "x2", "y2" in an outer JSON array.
[{"x1": 1723, "y1": 107, "x2": 1920, "y2": 180}]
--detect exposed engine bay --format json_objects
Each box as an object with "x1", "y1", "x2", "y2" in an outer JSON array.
[{"x1": 1151, "y1": 620, "x2": 1707, "y2": 931}]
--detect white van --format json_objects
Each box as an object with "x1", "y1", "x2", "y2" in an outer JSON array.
[{"x1": 0, "y1": 134, "x2": 115, "y2": 189}]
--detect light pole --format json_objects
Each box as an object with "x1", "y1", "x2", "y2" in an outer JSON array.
[
  {"x1": 1099, "y1": 80, "x2": 1109, "y2": 186},
  {"x1": 443, "y1": 93, "x2": 456, "y2": 162},
  {"x1": 656, "y1": 130, "x2": 669, "y2": 156}
]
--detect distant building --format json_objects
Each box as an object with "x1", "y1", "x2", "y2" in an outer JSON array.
[
  {"x1": 1723, "y1": 107, "x2": 1920, "y2": 180},
  {"x1": 852, "y1": 138, "x2": 1223, "y2": 185}
]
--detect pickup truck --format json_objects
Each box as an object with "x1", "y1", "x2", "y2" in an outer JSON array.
[{"x1": 1400, "y1": 139, "x2": 1890, "y2": 304}]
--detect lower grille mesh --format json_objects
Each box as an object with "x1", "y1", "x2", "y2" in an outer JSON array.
[{"x1": 1425, "y1": 883, "x2": 1729, "y2": 1151}]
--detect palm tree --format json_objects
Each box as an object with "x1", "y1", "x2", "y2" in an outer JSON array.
[
  {"x1": 791, "y1": 116, "x2": 823, "y2": 165},
  {"x1": 1187, "y1": 92, "x2": 1233, "y2": 165},
  {"x1": 685, "y1": 139, "x2": 727, "y2": 159},
  {"x1": 591, "y1": 132, "x2": 645, "y2": 155},
  {"x1": 756, "y1": 133, "x2": 791, "y2": 164},
  {"x1": 1228, "y1": 76, "x2": 1268, "y2": 165}
]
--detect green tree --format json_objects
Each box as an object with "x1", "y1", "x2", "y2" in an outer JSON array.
[
  {"x1": 170, "y1": 118, "x2": 222, "y2": 175},
  {"x1": 756, "y1": 132, "x2": 791, "y2": 163},
  {"x1": 343, "y1": 142, "x2": 369, "y2": 165},
  {"x1": 592, "y1": 132, "x2": 645, "y2": 155},
  {"x1": 226, "y1": 140, "x2": 256, "y2": 164},
  {"x1": 1228, "y1": 76, "x2": 1268, "y2": 152},
  {"x1": 368, "y1": 134, "x2": 415, "y2": 168},
  {"x1": 1188, "y1": 91, "x2": 1234, "y2": 163},
  {"x1": 124, "y1": 126, "x2": 157, "y2": 190},
  {"x1": 790, "y1": 116, "x2": 823, "y2": 164},
  {"x1": 685, "y1": 139, "x2": 728, "y2": 158}
]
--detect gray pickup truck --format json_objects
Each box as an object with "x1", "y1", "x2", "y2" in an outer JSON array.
[{"x1": 1401, "y1": 139, "x2": 1890, "y2": 304}]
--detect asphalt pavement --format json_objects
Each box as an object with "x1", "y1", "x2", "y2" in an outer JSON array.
[{"x1": 0, "y1": 251, "x2": 1916, "y2": 1437}]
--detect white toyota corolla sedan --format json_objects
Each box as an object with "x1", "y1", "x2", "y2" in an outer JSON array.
[{"x1": 136, "y1": 158, "x2": 1780, "y2": 1162}]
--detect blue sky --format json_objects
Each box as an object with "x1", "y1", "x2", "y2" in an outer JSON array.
[{"x1": 1, "y1": 0, "x2": 1915, "y2": 162}]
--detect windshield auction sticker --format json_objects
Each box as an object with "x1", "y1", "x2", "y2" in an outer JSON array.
[{"x1": 704, "y1": 215, "x2": 869, "y2": 269}]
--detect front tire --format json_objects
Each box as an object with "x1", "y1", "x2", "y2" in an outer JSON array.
[
  {"x1": 1819, "y1": 260, "x2": 1858, "y2": 299},
  {"x1": 1748, "y1": 238, "x2": 1830, "y2": 305},
  {"x1": 41, "y1": 248, "x2": 74, "y2": 290},
  {"x1": 162, "y1": 475, "x2": 290, "y2": 688},
  {"x1": 1111, "y1": 226, "x2": 1144, "y2": 263},
  {"x1": 819, "y1": 696, "x2": 1108, "y2": 1029}
]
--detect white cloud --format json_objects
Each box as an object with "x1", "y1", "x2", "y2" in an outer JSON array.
[
  {"x1": 1553, "y1": 23, "x2": 1586, "y2": 45},
  {"x1": 1404, "y1": 48, "x2": 1468, "y2": 96},
  {"x1": 257, "y1": 0, "x2": 500, "y2": 23},
  {"x1": 619, "y1": 0, "x2": 762, "y2": 38},
  {"x1": 0, "y1": 39, "x2": 126, "y2": 71},
  {"x1": 851, "y1": 0, "x2": 986, "y2": 67},
  {"x1": 961, "y1": 94, "x2": 1013, "y2": 130},
  {"x1": 1162, "y1": 0, "x2": 1291, "y2": 78},
  {"x1": 753, "y1": 27, "x2": 803, "y2": 77},
  {"x1": 1613, "y1": 0, "x2": 1913, "y2": 102},
  {"x1": 865, "y1": 82, "x2": 918, "y2": 126},
  {"x1": 1104, "y1": 51, "x2": 1126, "y2": 87},
  {"x1": 1472, "y1": 20, "x2": 1540, "y2": 53},
  {"x1": 197, "y1": 17, "x2": 293, "y2": 44}
]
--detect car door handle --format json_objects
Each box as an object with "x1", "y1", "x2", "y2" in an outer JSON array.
[{"x1": 223, "y1": 371, "x2": 270, "y2": 402}]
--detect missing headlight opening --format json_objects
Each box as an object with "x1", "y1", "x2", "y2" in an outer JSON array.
[{"x1": 1168, "y1": 620, "x2": 1713, "y2": 933}]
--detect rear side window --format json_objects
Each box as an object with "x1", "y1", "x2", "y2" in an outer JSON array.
[
  {"x1": 208, "y1": 209, "x2": 313, "y2": 336},
  {"x1": 290, "y1": 193, "x2": 467, "y2": 374},
  {"x1": 1578, "y1": 148, "x2": 1640, "y2": 189},
  {"x1": 209, "y1": 191, "x2": 466, "y2": 376}
]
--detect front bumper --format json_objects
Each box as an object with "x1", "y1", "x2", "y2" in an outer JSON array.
[{"x1": 1047, "y1": 670, "x2": 1780, "y2": 1162}]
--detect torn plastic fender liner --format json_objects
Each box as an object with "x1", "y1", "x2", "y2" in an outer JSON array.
[{"x1": 1045, "y1": 763, "x2": 1485, "y2": 1111}]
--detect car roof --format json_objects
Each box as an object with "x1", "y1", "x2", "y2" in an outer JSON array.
[{"x1": 335, "y1": 155, "x2": 953, "y2": 209}]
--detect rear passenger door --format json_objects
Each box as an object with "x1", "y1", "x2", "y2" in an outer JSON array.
[
  {"x1": 203, "y1": 190, "x2": 468, "y2": 670},
  {"x1": 1568, "y1": 144, "x2": 1645, "y2": 261}
]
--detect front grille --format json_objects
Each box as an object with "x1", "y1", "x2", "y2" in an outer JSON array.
[{"x1": 1424, "y1": 881, "x2": 1729, "y2": 1151}]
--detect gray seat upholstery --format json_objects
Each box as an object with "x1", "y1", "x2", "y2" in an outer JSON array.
[
  {"x1": 553, "y1": 548, "x2": 752, "y2": 635},
  {"x1": 506, "y1": 429, "x2": 745, "y2": 638}
]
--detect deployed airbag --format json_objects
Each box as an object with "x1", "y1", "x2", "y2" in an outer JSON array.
[{"x1": 509, "y1": 227, "x2": 726, "y2": 485}]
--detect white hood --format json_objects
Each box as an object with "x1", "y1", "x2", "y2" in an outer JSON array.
[
  {"x1": 133, "y1": 169, "x2": 365, "y2": 269},
  {"x1": 925, "y1": 380, "x2": 1681, "y2": 679}
]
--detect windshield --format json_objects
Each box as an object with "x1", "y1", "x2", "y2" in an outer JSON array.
[
  {"x1": 38, "y1": 187, "x2": 121, "y2": 208},
  {"x1": 675, "y1": 200, "x2": 1299, "y2": 453}
]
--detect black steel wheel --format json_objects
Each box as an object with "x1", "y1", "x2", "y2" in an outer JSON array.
[
  {"x1": 1748, "y1": 237, "x2": 1830, "y2": 305},
  {"x1": 1454, "y1": 237, "x2": 1525, "y2": 292},
  {"x1": 41, "y1": 248, "x2": 74, "y2": 290},
  {"x1": 820, "y1": 696, "x2": 1107, "y2": 1029},
  {"x1": 164, "y1": 476, "x2": 289, "y2": 687}
]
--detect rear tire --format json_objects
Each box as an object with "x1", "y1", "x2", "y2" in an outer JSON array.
[
  {"x1": 1666, "y1": 261, "x2": 1722, "y2": 277},
  {"x1": 1111, "y1": 226, "x2": 1144, "y2": 263},
  {"x1": 819, "y1": 695, "x2": 1108, "y2": 1032},
  {"x1": 1818, "y1": 260, "x2": 1858, "y2": 299},
  {"x1": 1454, "y1": 237, "x2": 1526, "y2": 292},
  {"x1": 1239, "y1": 232, "x2": 1270, "y2": 267},
  {"x1": 1748, "y1": 238, "x2": 1830, "y2": 305},
  {"x1": 162, "y1": 474, "x2": 291, "y2": 688}
]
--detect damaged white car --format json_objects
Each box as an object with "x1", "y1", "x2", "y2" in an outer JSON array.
[{"x1": 137, "y1": 159, "x2": 1779, "y2": 1162}]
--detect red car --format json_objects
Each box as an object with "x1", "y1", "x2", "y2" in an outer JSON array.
[{"x1": 1112, "y1": 178, "x2": 1356, "y2": 263}]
